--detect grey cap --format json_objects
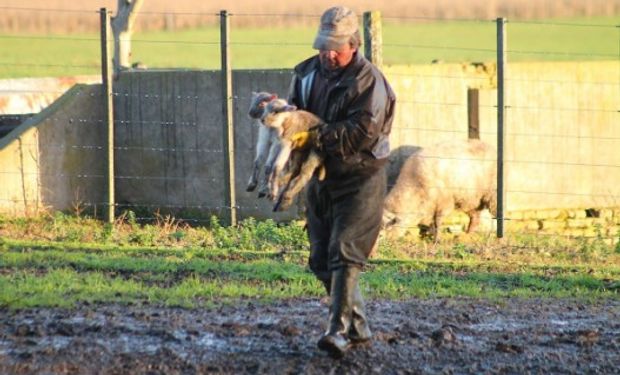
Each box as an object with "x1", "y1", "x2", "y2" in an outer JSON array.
[{"x1": 312, "y1": 6, "x2": 359, "y2": 50}]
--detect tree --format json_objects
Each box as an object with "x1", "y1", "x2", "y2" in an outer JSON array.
[{"x1": 111, "y1": 0, "x2": 144, "y2": 77}]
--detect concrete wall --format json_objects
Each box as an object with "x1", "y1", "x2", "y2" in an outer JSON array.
[
  {"x1": 112, "y1": 69, "x2": 297, "y2": 221},
  {"x1": 0, "y1": 84, "x2": 106, "y2": 215},
  {"x1": 0, "y1": 61, "x2": 618, "y2": 221},
  {"x1": 384, "y1": 61, "x2": 620, "y2": 211}
]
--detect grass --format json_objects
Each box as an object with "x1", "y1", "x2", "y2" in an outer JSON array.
[
  {"x1": 0, "y1": 212, "x2": 618, "y2": 308},
  {"x1": 0, "y1": 16, "x2": 618, "y2": 79}
]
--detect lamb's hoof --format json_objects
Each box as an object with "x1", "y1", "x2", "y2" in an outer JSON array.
[
  {"x1": 246, "y1": 183, "x2": 257, "y2": 192},
  {"x1": 273, "y1": 196, "x2": 292, "y2": 212}
]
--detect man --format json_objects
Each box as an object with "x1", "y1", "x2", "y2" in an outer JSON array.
[{"x1": 287, "y1": 5, "x2": 396, "y2": 358}]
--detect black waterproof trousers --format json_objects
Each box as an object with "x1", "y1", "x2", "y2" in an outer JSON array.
[{"x1": 305, "y1": 166, "x2": 386, "y2": 283}]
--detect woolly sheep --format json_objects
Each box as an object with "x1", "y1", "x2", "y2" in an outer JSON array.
[{"x1": 383, "y1": 139, "x2": 497, "y2": 240}]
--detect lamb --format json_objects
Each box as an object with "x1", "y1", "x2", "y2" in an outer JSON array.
[
  {"x1": 383, "y1": 139, "x2": 497, "y2": 240},
  {"x1": 246, "y1": 91, "x2": 281, "y2": 198},
  {"x1": 260, "y1": 98, "x2": 326, "y2": 212}
]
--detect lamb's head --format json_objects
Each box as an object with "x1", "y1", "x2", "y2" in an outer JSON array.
[
  {"x1": 248, "y1": 91, "x2": 277, "y2": 120},
  {"x1": 261, "y1": 98, "x2": 297, "y2": 128}
]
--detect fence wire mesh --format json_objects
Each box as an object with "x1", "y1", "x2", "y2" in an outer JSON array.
[{"x1": 0, "y1": 7, "x2": 618, "y2": 244}]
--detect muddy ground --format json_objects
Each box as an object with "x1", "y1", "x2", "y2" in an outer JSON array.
[{"x1": 1, "y1": 298, "x2": 619, "y2": 374}]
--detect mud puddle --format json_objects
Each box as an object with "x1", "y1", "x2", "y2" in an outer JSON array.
[{"x1": 1, "y1": 298, "x2": 619, "y2": 374}]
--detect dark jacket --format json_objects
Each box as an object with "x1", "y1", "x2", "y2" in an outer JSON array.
[{"x1": 288, "y1": 52, "x2": 396, "y2": 180}]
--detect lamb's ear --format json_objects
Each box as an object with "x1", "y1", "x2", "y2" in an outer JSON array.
[{"x1": 285, "y1": 105, "x2": 297, "y2": 111}]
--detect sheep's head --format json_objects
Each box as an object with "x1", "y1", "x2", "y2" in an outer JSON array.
[
  {"x1": 261, "y1": 99, "x2": 297, "y2": 129},
  {"x1": 248, "y1": 91, "x2": 277, "y2": 120},
  {"x1": 262, "y1": 99, "x2": 296, "y2": 117},
  {"x1": 382, "y1": 208, "x2": 399, "y2": 229}
]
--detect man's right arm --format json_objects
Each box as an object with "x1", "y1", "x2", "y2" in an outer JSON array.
[{"x1": 287, "y1": 75, "x2": 302, "y2": 109}]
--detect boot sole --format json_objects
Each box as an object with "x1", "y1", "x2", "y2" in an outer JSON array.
[{"x1": 317, "y1": 338, "x2": 348, "y2": 359}]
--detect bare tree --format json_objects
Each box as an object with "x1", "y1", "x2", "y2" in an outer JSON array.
[{"x1": 111, "y1": 0, "x2": 144, "y2": 77}]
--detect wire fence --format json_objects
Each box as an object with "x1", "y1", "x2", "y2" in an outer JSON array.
[{"x1": 0, "y1": 7, "x2": 618, "y2": 243}]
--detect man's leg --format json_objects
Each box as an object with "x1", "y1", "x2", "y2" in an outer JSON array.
[
  {"x1": 318, "y1": 168, "x2": 386, "y2": 356},
  {"x1": 317, "y1": 265, "x2": 361, "y2": 358},
  {"x1": 305, "y1": 179, "x2": 331, "y2": 294}
]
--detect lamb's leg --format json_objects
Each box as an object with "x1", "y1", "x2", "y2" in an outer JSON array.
[
  {"x1": 269, "y1": 142, "x2": 292, "y2": 200},
  {"x1": 274, "y1": 152, "x2": 322, "y2": 211},
  {"x1": 258, "y1": 139, "x2": 281, "y2": 198},
  {"x1": 247, "y1": 160, "x2": 261, "y2": 192},
  {"x1": 247, "y1": 124, "x2": 271, "y2": 192}
]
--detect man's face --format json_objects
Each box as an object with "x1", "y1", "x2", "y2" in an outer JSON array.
[{"x1": 319, "y1": 43, "x2": 356, "y2": 71}]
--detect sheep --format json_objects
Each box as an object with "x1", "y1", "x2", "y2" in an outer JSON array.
[
  {"x1": 246, "y1": 91, "x2": 280, "y2": 198},
  {"x1": 383, "y1": 139, "x2": 497, "y2": 240},
  {"x1": 260, "y1": 98, "x2": 326, "y2": 212}
]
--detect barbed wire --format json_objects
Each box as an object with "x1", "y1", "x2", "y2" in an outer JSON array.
[
  {"x1": 1, "y1": 69, "x2": 616, "y2": 90},
  {"x1": 0, "y1": 197, "x2": 283, "y2": 213},
  {"x1": 0, "y1": 62, "x2": 99, "y2": 70},
  {"x1": 0, "y1": 7, "x2": 98, "y2": 14},
  {"x1": 2, "y1": 119, "x2": 619, "y2": 146},
  {"x1": 0, "y1": 35, "x2": 98, "y2": 42},
  {"x1": 509, "y1": 20, "x2": 620, "y2": 29},
  {"x1": 507, "y1": 49, "x2": 617, "y2": 59},
  {"x1": 1, "y1": 196, "x2": 617, "y2": 221},
  {"x1": 2, "y1": 165, "x2": 618, "y2": 202}
]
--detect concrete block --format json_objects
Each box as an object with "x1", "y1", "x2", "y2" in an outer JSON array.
[
  {"x1": 567, "y1": 219, "x2": 590, "y2": 229},
  {"x1": 568, "y1": 210, "x2": 587, "y2": 219},
  {"x1": 507, "y1": 220, "x2": 540, "y2": 232},
  {"x1": 540, "y1": 219, "x2": 566, "y2": 232},
  {"x1": 507, "y1": 211, "x2": 524, "y2": 221},
  {"x1": 599, "y1": 208, "x2": 613, "y2": 221},
  {"x1": 537, "y1": 209, "x2": 563, "y2": 220}
]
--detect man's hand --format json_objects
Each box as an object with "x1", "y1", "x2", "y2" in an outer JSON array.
[{"x1": 291, "y1": 131, "x2": 311, "y2": 149}]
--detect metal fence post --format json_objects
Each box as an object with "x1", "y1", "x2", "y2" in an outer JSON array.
[
  {"x1": 100, "y1": 8, "x2": 115, "y2": 223},
  {"x1": 220, "y1": 10, "x2": 237, "y2": 226},
  {"x1": 363, "y1": 11, "x2": 383, "y2": 69},
  {"x1": 496, "y1": 18, "x2": 507, "y2": 238}
]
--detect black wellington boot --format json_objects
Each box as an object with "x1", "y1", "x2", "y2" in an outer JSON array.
[
  {"x1": 317, "y1": 266, "x2": 360, "y2": 358},
  {"x1": 320, "y1": 277, "x2": 331, "y2": 296},
  {"x1": 318, "y1": 277, "x2": 332, "y2": 306},
  {"x1": 348, "y1": 283, "x2": 372, "y2": 344}
]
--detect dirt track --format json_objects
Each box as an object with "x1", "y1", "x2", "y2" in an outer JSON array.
[{"x1": 1, "y1": 298, "x2": 619, "y2": 374}]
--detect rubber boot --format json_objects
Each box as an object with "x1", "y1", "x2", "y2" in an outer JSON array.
[
  {"x1": 317, "y1": 266, "x2": 360, "y2": 358},
  {"x1": 348, "y1": 283, "x2": 372, "y2": 344},
  {"x1": 318, "y1": 276, "x2": 331, "y2": 306},
  {"x1": 320, "y1": 277, "x2": 331, "y2": 296}
]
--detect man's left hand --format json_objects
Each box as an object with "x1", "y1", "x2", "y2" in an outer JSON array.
[{"x1": 291, "y1": 131, "x2": 311, "y2": 149}]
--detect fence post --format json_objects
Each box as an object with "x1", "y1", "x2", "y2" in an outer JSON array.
[
  {"x1": 363, "y1": 11, "x2": 383, "y2": 69},
  {"x1": 496, "y1": 18, "x2": 507, "y2": 238},
  {"x1": 467, "y1": 88, "x2": 480, "y2": 140},
  {"x1": 100, "y1": 8, "x2": 115, "y2": 224},
  {"x1": 220, "y1": 10, "x2": 237, "y2": 226}
]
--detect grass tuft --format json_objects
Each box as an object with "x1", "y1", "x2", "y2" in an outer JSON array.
[{"x1": 0, "y1": 213, "x2": 618, "y2": 308}]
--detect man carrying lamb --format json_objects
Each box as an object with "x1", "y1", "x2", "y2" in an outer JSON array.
[{"x1": 287, "y1": 5, "x2": 396, "y2": 358}]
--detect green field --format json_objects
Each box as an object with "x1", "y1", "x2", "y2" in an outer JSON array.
[
  {"x1": 0, "y1": 214, "x2": 618, "y2": 308},
  {"x1": 0, "y1": 16, "x2": 618, "y2": 79}
]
